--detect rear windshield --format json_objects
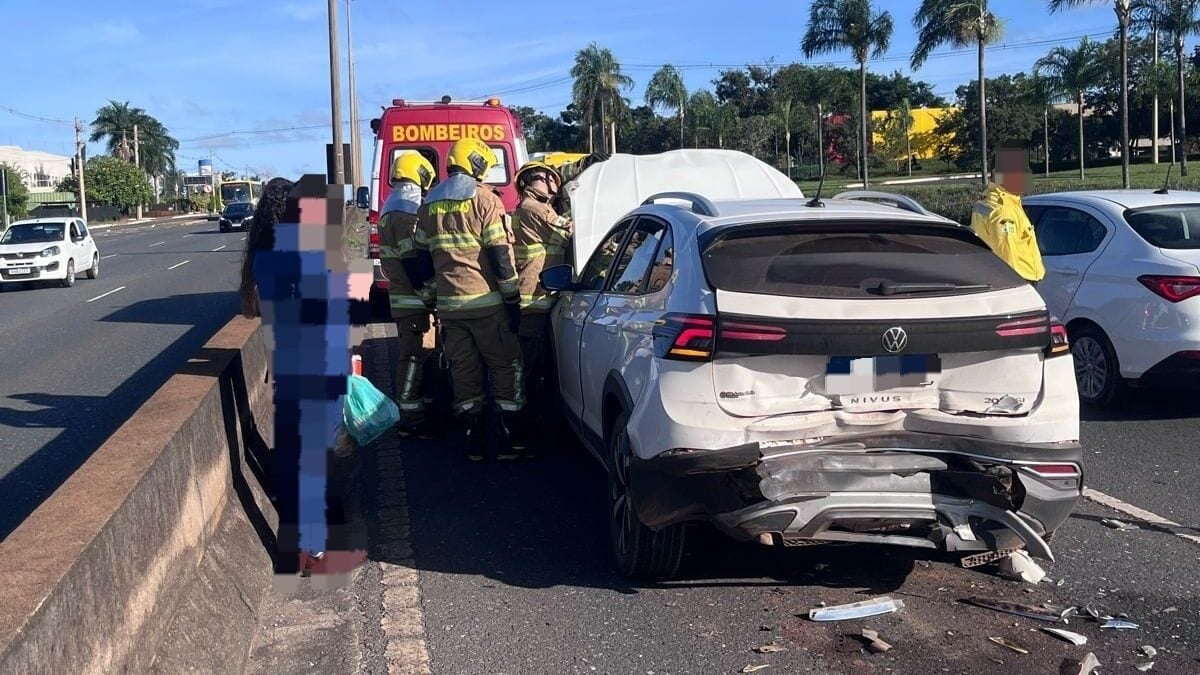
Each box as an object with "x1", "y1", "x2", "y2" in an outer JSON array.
[
  {"x1": 1125, "y1": 205, "x2": 1200, "y2": 249},
  {"x1": 702, "y1": 226, "x2": 1027, "y2": 299}
]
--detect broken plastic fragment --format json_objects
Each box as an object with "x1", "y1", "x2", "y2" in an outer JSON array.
[
  {"x1": 1063, "y1": 653, "x2": 1101, "y2": 675},
  {"x1": 1041, "y1": 628, "x2": 1088, "y2": 646},
  {"x1": 1139, "y1": 646, "x2": 1158, "y2": 658},
  {"x1": 753, "y1": 645, "x2": 787, "y2": 654},
  {"x1": 1101, "y1": 618, "x2": 1139, "y2": 630},
  {"x1": 964, "y1": 596, "x2": 1071, "y2": 623},
  {"x1": 1136, "y1": 662, "x2": 1155, "y2": 672},
  {"x1": 861, "y1": 629, "x2": 892, "y2": 654},
  {"x1": 809, "y1": 597, "x2": 905, "y2": 621},
  {"x1": 998, "y1": 551, "x2": 1047, "y2": 584},
  {"x1": 953, "y1": 523, "x2": 978, "y2": 542},
  {"x1": 1101, "y1": 518, "x2": 1136, "y2": 531},
  {"x1": 740, "y1": 666, "x2": 770, "y2": 673},
  {"x1": 989, "y1": 637, "x2": 1030, "y2": 654}
]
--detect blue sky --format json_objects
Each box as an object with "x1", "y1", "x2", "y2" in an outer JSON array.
[{"x1": 1, "y1": 0, "x2": 1127, "y2": 181}]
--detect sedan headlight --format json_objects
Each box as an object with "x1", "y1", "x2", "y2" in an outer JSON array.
[{"x1": 41, "y1": 246, "x2": 60, "y2": 257}]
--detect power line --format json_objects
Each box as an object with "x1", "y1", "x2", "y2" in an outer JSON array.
[{"x1": 0, "y1": 104, "x2": 74, "y2": 127}]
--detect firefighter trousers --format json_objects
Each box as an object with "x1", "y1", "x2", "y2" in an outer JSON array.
[
  {"x1": 518, "y1": 311, "x2": 550, "y2": 409},
  {"x1": 441, "y1": 307, "x2": 524, "y2": 417},
  {"x1": 393, "y1": 310, "x2": 434, "y2": 423}
]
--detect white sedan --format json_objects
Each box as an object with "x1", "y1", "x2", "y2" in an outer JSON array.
[
  {"x1": 1023, "y1": 190, "x2": 1200, "y2": 406},
  {"x1": 0, "y1": 218, "x2": 100, "y2": 288}
]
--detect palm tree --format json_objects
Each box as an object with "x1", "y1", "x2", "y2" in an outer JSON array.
[
  {"x1": 90, "y1": 100, "x2": 179, "y2": 181},
  {"x1": 570, "y1": 43, "x2": 634, "y2": 153},
  {"x1": 911, "y1": 0, "x2": 1002, "y2": 187},
  {"x1": 645, "y1": 65, "x2": 688, "y2": 146},
  {"x1": 1050, "y1": 0, "x2": 1133, "y2": 188},
  {"x1": 802, "y1": 0, "x2": 894, "y2": 187},
  {"x1": 1035, "y1": 38, "x2": 1105, "y2": 180},
  {"x1": 772, "y1": 96, "x2": 797, "y2": 176},
  {"x1": 1133, "y1": 0, "x2": 1200, "y2": 176},
  {"x1": 892, "y1": 98, "x2": 914, "y2": 176}
]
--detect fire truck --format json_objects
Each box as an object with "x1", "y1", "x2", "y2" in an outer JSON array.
[{"x1": 363, "y1": 96, "x2": 530, "y2": 297}]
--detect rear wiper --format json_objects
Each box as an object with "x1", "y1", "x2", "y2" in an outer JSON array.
[{"x1": 873, "y1": 281, "x2": 991, "y2": 296}]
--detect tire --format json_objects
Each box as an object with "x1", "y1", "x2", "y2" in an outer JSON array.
[
  {"x1": 607, "y1": 411, "x2": 686, "y2": 580},
  {"x1": 1070, "y1": 323, "x2": 1124, "y2": 407},
  {"x1": 61, "y1": 260, "x2": 75, "y2": 288},
  {"x1": 86, "y1": 252, "x2": 99, "y2": 279}
]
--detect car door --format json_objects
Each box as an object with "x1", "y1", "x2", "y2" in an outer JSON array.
[
  {"x1": 1030, "y1": 205, "x2": 1110, "y2": 318},
  {"x1": 77, "y1": 220, "x2": 96, "y2": 263},
  {"x1": 554, "y1": 220, "x2": 633, "y2": 427},
  {"x1": 578, "y1": 217, "x2": 669, "y2": 434},
  {"x1": 67, "y1": 220, "x2": 86, "y2": 266}
]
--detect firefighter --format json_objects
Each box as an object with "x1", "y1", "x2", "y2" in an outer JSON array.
[
  {"x1": 971, "y1": 144, "x2": 1045, "y2": 285},
  {"x1": 409, "y1": 138, "x2": 524, "y2": 462},
  {"x1": 512, "y1": 161, "x2": 571, "y2": 456},
  {"x1": 378, "y1": 152, "x2": 437, "y2": 436}
]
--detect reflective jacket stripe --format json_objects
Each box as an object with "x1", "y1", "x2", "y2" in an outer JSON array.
[{"x1": 438, "y1": 290, "x2": 504, "y2": 311}]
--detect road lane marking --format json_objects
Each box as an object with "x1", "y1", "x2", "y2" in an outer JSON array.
[
  {"x1": 86, "y1": 286, "x2": 126, "y2": 303},
  {"x1": 168, "y1": 260, "x2": 191, "y2": 270},
  {"x1": 1083, "y1": 487, "x2": 1200, "y2": 546},
  {"x1": 101, "y1": 254, "x2": 118, "y2": 259},
  {"x1": 149, "y1": 241, "x2": 165, "y2": 247},
  {"x1": 211, "y1": 244, "x2": 226, "y2": 252}
]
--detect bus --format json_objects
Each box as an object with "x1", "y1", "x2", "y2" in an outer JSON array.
[{"x1": 218, "y1": 179, "x2": 263, "y2": 209}]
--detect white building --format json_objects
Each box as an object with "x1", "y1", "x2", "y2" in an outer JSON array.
[{"x1": 0, "y1": 145, "x2": 73, "y2": 194}]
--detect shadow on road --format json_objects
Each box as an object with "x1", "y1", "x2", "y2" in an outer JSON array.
[
  {"x1": 0, "y1": 291, "x2": 239, "y2": 539},
  {"x1": 1081, "y1": 389, "x2": 1200, "y2": 422}
]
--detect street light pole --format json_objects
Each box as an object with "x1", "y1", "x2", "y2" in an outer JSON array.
[
  {"x1": 134, "y1": 123, "x2": 143, "y2": 220},
  {"x1": 327, "y1": 0, "x2": 346, "y2": 186},
  {"x1": 346, "y1": 0, "x2": 361, "y2": 187}
]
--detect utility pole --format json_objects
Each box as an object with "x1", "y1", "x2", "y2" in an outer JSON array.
[
  {"x1": 75, "y1": 118, "x2": 89, "y2": 222},
  {"x1": 1, "y1": 168, "x2": 8, "y2": 230},
  {"x1": 327, "y1": 0, "x2": 345, "y2": 186},
  {"x1": 1153, "y1": 25, "x2": 1161, "y2": 164},
  {"x1": 133, "y1": 123, "x2": 143, "y2": 220},
  {"x1": 816, "y1": 103, "x2": 825, "y2": 180},
  {"x1": 346, "y1": 0, "x2": 361, "y2": 187}
]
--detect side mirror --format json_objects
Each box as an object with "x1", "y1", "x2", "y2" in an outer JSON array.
[
  {"x1": 355, "y1": 186, "x2": 370, "y2": 210},
  {"x1": 539, "y1": 264, "x2": 575, "y2": 292}
]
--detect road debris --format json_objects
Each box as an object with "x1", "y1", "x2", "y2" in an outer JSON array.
[
  {"x1": 964, "y1": 596, "x2": 1073, "y2": 623},
  {"x1": 1060, "y1": 652, "x2": 1101, "y2": 675},
  {"x1": 1136, "y1": 662, "x2": 1156, "y2": 672},
  {"x1": 998, "y1": 550, "x2": 1047, "y2": 584},
  {"x1": 960, "y1": 546, "x2": 1023, "y2": 568},
  {"x1": 808, "y1": 597, "x2": 905, "y2": 621},
  {"x1": 753, "y1": 644, "x2": 787, "y2": 654},
  {"x1": 1101, "y1": 618, "x2": 1139, "y2": 630},
  {"x1": 860, "y1": 629, "x2": 892, "y2": 654},
  {"x1": 1139, "y1": 646, "x2": 1158, "y2": 658},
  {"x1": 1101, "y1": 518, "x2": 1136, "y2": 531},
  {"x1": 1041, "y1": 627, "x2": 1088, "y2": 646},
  {"x1": 989, "y1": 636, "x2": 1030, "y2": 654},
  {"x1": 740, "y1": 665, "x2": 770, "y2": 673}
]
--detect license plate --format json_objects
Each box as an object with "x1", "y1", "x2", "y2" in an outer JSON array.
[
  {"x1": 825, "y1": 355, "x2": 941, "y2": 395},
  {"x1": 7, "y1": 268, "x2": 31, "y2": 275}
]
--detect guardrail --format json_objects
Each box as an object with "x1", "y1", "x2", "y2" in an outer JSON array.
[{"x1": 0, "y1": 316, "x2": 276, "y2": 674}]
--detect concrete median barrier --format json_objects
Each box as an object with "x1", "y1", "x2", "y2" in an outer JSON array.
[{"x1": 0, "y1": 316, "x2": 277, "y2": 675}]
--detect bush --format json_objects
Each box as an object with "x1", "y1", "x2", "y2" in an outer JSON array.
[{"x1": 0, "y1": 163, "x2": 30, "y2": 221}]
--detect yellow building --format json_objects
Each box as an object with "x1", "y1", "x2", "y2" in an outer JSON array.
[{"x1": 871, "y1": 107, "x2": 958, "y2": 161}]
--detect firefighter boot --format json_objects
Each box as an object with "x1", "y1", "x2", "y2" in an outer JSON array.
[
  {"x1": 464, "y1": 415, "x2": 487, "y2": 462},
  {"x1": 495, "y1": 413, "x2": 521, "y2": 462}
]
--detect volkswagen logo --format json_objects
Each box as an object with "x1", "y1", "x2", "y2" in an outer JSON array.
[{"x1": 882, "y1": 326, "x2": 908, "y2": 353}]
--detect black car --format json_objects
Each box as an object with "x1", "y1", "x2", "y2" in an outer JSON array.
[{"x1": 219, "y1": 202, "x2": 254, "y2": 232}]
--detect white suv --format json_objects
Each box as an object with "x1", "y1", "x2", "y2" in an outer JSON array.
[
  {"x1": 0, "y1": 218, "x2": 99, "y2": 287},
  {"x1": 542, "y1": 191, "x2": 1083, "y2": 580}
]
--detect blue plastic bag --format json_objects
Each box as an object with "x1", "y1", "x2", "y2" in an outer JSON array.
[{"x1": 343, "y1": 373, "x2": 400, "y2": 446}]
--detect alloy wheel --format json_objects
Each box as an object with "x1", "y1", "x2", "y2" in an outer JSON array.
[{"x1": 1072, "y1": 336, "x2": 1108, "y2": 401}]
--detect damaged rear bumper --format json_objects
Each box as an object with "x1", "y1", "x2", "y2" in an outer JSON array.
[{"x1": 627, "y1": 432, "x2": 1082, "y2": 560}]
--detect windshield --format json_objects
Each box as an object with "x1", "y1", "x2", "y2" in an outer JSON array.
[
  {"x1": 1, "y1": 222, "x2": 66, "y2": 245},
  {"x1": 224, "y1": 203, "x2": 253, "y2": 215},
  {"x1": 1125, "y1": 205, "x2": 1200, "y2": 249}
]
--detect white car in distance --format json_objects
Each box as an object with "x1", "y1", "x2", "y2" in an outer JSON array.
[
  {"x1": 0, "y1": 218, "x2": 100, "y2": 288},
  {"x1": 1022, "y1": 190, "x2": 1200, "y2": 406}
]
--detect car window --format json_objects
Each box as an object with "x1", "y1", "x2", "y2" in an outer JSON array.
[
  {"x1": 579, "y1": 222, "x2": 632, "y2": 291},
  {"x1": 77, "y1": 221, "x2": 89, "y2": 238},
  {"x1": 70, "y1": 222, "x2": 82, "y2": 240},
  {"x1": 1125, "y1": 204, "x2": 1200, "y2": 249},
  {"x1": 645, "y1": 228, "x2": 674, "y2": 294},
  {"x1": 0, "y1": 222, "x2": 66, "y2": 244},
  {"x1": 484, "y1": 145, "x2": 510, "y2": 186},
  {"x1": 388, "y1": 147, "x2": 440, "y2": 188},
  {"x1": 1034, "y1": 207, "x2": 1107, "y2": 256},
  {"x1": 607, "y1": 219, "x2": 667, "y2": 294},
  {"x1": 1023, "y1": 204, "x2": 1046, "y2": 225}
]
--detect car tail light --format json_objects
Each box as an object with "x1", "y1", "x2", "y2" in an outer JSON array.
[
  {"x1": 1138, "y1": 275, "x2": 1200, "y2": 302},
  {"x1": 653, "y1": 313, "x2": 715, "y2": 361},
  {"x1": 1046, "y1": 323, "x2": 1070, "y2": 356},
  {"x1": 995, "y1": 315, "x2": 1050, "y2": 337},
  {"x1": 1025, "y1": 463, "x2": 1080, "y2": 478},
  {"x1": 719, "y1": 320, "x2": 788, "y2": 342},
  {"x1": 368, "y1": 225, "x2": 380, "y2": 259}
]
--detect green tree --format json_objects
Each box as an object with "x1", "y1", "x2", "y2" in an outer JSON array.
[
  {"x1": 570, "y1": 42, "x2": 634, "y2": 153},
  {"x1": 86, "y1": 156, "x2": 153, "y2": 212},
  {"x1": 912, "y1": 0, "x2": 1003, "y2": 186},
  {"x1": 772, "y1": 96, "x2": 798, "y2": 174},
  {"x1": 803, "y1": 0, "x2": 895, "y2": 186},
  {"x1": 1051, "y1": 0, "x2": 1134, "y2": 188},
  {"x1": 90, "y1": 100, "x2": 179, "y2": 196},
  {"x1": 1133, "y1": 0, "x2": 1200, "y2": 175},
  {"x1": 937, "y1": 74, "x2": 1045, "y2": 169},
  {"x1": 1036, "y1": 37, "x2": 1105, "y2": 179},
  {"x1": 876, "y1": 98, "x2": 915, "y2": 174},
  {"x1": 0, "y1": 164, "x2": 30, "y2": 222},
  {"x1": 645, "y1": 65, "x2": 689, "y2": 146}
]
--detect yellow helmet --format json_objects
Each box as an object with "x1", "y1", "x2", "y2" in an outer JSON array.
[
  {"x1": 447, "y1": 138, "x2": 497, "y2": 180},
  {"x1": 515, "y1": 161, "x2": 561, "y2": 190},
  {"x1": 391, "y1": 152, "x2": 435, "y2": 190}
]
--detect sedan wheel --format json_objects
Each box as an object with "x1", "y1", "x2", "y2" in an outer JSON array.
[
  {"x1": 61, "y1": 260, "x2": 75, "y2": 288},
  {"x1": 1070, "y1": 325, "x2": 1123, "y2": 406},
  {"x1": 87, "y1": 252, "x2": 99, "y2": 279}
]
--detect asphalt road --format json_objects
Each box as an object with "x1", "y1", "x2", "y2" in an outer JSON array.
[{"x1": 0, "y1": 215, "x2": 247, "y2": 538}]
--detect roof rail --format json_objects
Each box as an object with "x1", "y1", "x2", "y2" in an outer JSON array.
[
  {"x1": 832, "y1": 190, "x2": 946, "y2": 219},
  {"x1": 642, "y1": 192, "x2": 720, "y2": 217}
]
